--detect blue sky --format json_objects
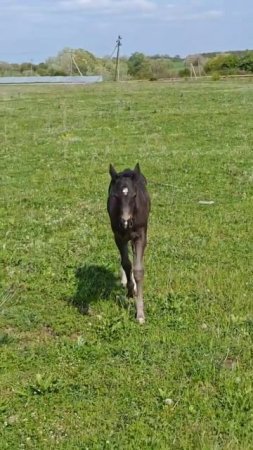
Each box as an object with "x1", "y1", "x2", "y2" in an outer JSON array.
[{"x1": 1, "y1": 0, "x2": 252, "y2": 62}]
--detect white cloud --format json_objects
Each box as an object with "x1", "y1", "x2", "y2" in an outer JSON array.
[
  {"x1": 159, "y1": 2, "x2": 223, "y2": 22},
  {"x1": 0, "y1": 0, "x2": 223, "y2": 22},
  {"x1": 58, "y1": 0, "x2": 224, "y2": 22},
  {"x1": 164, "y1": 8, "x2": 223, "y2": 21},
  {"x1": 60, "y1": 0, "x2": 157, "y2": 13}
]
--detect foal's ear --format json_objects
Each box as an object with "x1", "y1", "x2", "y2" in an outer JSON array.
[
  {"x1": 109, "y1": 164, "x2": 118, "y2": 180},
  {"x1": 133, "y1": 163, "x2": 141, "y2": 175}
]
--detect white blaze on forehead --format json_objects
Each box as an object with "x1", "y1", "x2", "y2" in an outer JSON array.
[{"x1": 122, "y1": 187, "x2": 128, "y2": 196}]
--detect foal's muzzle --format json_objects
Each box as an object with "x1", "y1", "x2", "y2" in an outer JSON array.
[{"x1": 120, "y1": 218, "x2": 133, "y2": 230}]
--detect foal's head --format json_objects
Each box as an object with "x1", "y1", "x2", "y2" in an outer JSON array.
[{"x1": 108, "y1": 163, "x2": 141, "y2": 230}]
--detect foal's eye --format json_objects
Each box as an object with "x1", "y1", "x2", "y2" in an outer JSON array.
[{"x1": 133, "y1": 193, "x2": 137, "y2": 198}]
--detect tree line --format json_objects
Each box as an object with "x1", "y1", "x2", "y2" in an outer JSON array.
[
  {"x1": 1, "y1": 48, "x2": 253, "y2": 80},
  {"x1": 0, "y1": 48, "x2": 183, "y2": 80},
  {"x1": 204, "y1": 52, "x2": 253, "y2": 75}
]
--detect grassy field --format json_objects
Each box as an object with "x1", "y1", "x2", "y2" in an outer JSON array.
[{"x1": 0, "y1": 80, "x2": 253, "y2": 449}]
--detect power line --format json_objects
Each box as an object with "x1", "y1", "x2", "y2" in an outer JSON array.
[{"x1": 109, "y1": 44, "x2": 118, "y2": 59}]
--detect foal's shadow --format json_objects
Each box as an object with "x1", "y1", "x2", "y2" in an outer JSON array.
[{"x1": 69, "y1": 264, "x2": 118, "y2": 315}]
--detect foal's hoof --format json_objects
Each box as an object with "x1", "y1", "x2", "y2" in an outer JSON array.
[{"x1": 137, "y1": 317, "x2": 145, "y2": 325}]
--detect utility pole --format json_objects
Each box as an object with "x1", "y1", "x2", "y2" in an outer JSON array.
[
  {"x1": 70, "y1": 52, "x2": 73, "y2": 76},
  {"x1": 115, "y1": 35, "x2": 122, "y2": 82}
]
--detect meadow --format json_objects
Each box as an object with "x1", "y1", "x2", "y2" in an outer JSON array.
[{"x1": 0, "y1": 80, "x2": 253, "y2": 449}]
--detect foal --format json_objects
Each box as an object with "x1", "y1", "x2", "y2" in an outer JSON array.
[{"x1": 107, "y1": 163, "x2": 150, "y2": 324}]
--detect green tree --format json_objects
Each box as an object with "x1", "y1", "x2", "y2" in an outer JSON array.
[
  {"x1": 127, "y1": 52, "x2": 152, "y2": 79},
  {"x1": 150, "y1": 58, "x2": 172, "y2": 79},
  {"x1": 36, "y1": 62, "x2": 49, "y2": 76},
  {"x1": 238, "y1": 52, "x2": 253, "y2": 72},
  {"x1": 45, "y1": 48, "x2": 101, "y2": 76},
  {"x1": 204, "y1": 53, "x2": 239, "y2": 74}
]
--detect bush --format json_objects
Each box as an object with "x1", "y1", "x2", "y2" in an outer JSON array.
[
  {"x1": 211, "y1": 72, "x2": 220, "y2": 81},
  {"x1": 127, "y1": 52, "x2": 152, "y2": 79},
  {"x1": 205, "y1": 53, "x2": 240, "y2": 74},
  {"x1": 178, "y1": 68, "x2": 190, "y2": 78},
  {"x1": 238, "y1": 52, "x2": 253, "y2": 72},
  {"x1": 150, "y1": 59, "x2": 172, "y2": 79},
  {"x1": 204, "y1": 52, "x2": 253, "y2": 76}
]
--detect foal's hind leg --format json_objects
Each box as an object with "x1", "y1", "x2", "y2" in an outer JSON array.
[{"x1": 115, "y1": 237, "x2": 135, "y2": 297}]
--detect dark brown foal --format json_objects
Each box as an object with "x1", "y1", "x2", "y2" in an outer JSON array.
[{"x1": 107, "y1": 163, "x2": 150, "y2": 323}]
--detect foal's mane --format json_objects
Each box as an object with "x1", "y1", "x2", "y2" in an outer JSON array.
[
  {"x1": 118, "y1": 169, "x2": 134, "y2": 178},
  {"x1": 118, "y1": 169, "x2": 147, "y2": 186}
]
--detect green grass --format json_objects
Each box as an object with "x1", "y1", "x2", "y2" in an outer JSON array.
[{"x1": 0, "y1": 80, "x2": 253, "y2": 449}]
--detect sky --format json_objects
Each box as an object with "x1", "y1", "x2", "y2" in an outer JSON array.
[{"x1": 0, "y1": 0, "x2": 252, "y2": 62}]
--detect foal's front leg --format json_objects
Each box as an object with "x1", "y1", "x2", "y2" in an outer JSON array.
[
  {"x1": 115, "y1": 237, "x2": 135, "y2": 298},
  {"x1": 133, "y1": 232, "x2": 146, "y2": 324}
]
